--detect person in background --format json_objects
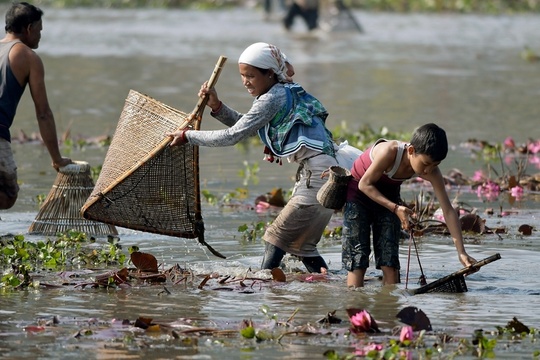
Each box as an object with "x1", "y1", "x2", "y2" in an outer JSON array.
[
  {"x1": 169, "y1": 42, "x2": 337, "y2": 273},
  {"x1": 342, "y1": 123, "x2": 477, "y2": 287},
  {"x1": 263, "y1": 0, "x2": 286, "y2": 21},
  {"x1": 0, "y1": 2, "x2": 71, "y2": 210},
  {"x1": 283, "y1": 0, "x2": 320, "y2": 32}
]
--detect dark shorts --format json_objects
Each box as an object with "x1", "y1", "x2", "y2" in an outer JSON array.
[
  {"x1": 341, "y1": 201, "x2": 401, "y2": 271},
  {"x1": 0, "y1": 139, "x2": 19, "y2": 198}
]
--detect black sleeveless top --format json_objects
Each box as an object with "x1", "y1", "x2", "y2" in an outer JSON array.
[{"x1": 0, "y1": 40, "x2": 26, "y2": 142}]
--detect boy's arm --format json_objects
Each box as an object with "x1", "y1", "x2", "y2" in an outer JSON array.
[
  {"x1": 358, "y1": 141, "x2": 412, "y2": 227},
  {"x1": 423, "y1": 168, "x2": 477, "y2": 267}
]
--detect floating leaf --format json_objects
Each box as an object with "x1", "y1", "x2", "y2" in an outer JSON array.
[
  {"x1": 460, "y1": 214, "x2": 485, "y2": 234},
  {"x1": 240, "y1": 326, "x2": 256, "y2": 339},
  {"x1": 317, "y1": 310, "x2": 342, "y2": 324},
  {"x1": 518, "y1": 224, "x2": 533, "y2": 236},
  {"x1": 134, "y1": 317, "x2": 153, "y2": 329},
  {"x1": 131, "y1": 251, "x2": 159, "y2": 272},
  {"x1": 268, "y1": 188, "x2": 286, "y2": 207},
  {"x1": 396, "y1": 306, "x2": 432, "y2": 331},
  {"x1": 271, "y1": 268, "x2": 286, "y2": 282},
  {"x1": 506, "y1": 317, "x2": 530, "y2": 334}
]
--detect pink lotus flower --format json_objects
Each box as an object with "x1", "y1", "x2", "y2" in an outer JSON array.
[
  {"x1": 355, "y1": 343, "x2": 383, "y2": 356},
  {"x1": 528, "y1": 140, "x2": 540, "y2": 154},
  {"x1": 350, "y1": 310, "x2": 372, "y2": 330},
  {"x1": 476, "y1": 180, "x2": 500, "y2": 201},
  {"x1": 348, "y1": 309, "x2": 380, "y2": 333},
  {"x1": 400, "y1": 325, "x2": 414, "y2": 342},
  {"x1": 530, "y1": 156, "x2": 540, "y2": 169},
  {"x1": 472, "y1": 170, "x2": 485, "y2": 182},
  {"x1": 510, "y1": 186, "x2": 524, "y2": 200},
  {"x1": 504, "y1": 136, "x2": 515, "y2": 150}
]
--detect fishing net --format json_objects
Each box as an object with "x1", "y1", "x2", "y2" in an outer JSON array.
[{"x1": 81, "y1": 56, "x2": 227, "y2": 258}]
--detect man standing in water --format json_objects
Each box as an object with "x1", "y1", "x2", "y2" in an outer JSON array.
[{"x1": 0, "y1": 2, "x2": 71, "y2": 210}]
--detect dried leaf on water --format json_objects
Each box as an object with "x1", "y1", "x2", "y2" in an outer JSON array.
[
  {"x1": 271, "y1": 268, "x2": 286, "y2": 282},
  {"x1": 317, "y1": 310, "x2": 342, "y2": 324},
  {"x1": 506, "y1": 317, "x2": 530, "y2": 334},
  {"x1": 518, "y1": 224, "x2": 533, "y2": 235},
  {"x1": 396, "y1": 306, "x2": 433, "y2": 331},
  {"x1": 131, "y1": 251, "x2": 159, "y2": 273},
  {"x1": 460, "y1": 214, "x2": 486, "y2": 234}
]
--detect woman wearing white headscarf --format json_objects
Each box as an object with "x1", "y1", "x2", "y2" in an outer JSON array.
[{"x1": 169, "y1": 42, "x2": 338, "y2": 273}]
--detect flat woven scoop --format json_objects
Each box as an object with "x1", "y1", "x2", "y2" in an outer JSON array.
[
  {"x1": 410, "y1": 253, "x2": 501, "y2": 295},
  {"x1": 28, "y1": 161, "x2": 118, "y2": 237}
]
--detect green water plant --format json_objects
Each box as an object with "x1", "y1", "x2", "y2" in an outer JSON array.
[{"x1": 0, "y1": 232, "x2": 127, "y2": 289}]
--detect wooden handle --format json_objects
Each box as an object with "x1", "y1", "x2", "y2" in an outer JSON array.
[
  {"x1": 192, "y1": 55, "x2": 228, "y2": 122},
  {"x1": 459, "y1": 253, "x2": 501, "y2": 276}
]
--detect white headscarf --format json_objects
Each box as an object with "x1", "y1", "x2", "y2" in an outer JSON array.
[{"x1": 238, "y1": 42, "x2": 290, "y2": 83}]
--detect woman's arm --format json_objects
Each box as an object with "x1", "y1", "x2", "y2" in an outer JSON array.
[{"x1": 186, "y1": 87, "x2": 286, "y2": 147}]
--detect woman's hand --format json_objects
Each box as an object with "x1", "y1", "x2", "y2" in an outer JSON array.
[
  {"x1": 167, "y1": 129, "x2": 189, "y2": 146},
  {"x1": 198, "y1": 81, "x2": 221, "y2": 112}
]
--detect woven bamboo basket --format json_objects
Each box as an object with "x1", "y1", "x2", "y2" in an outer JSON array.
[
  {"x1": 81, "y1": 56, "x2": 227, "y2": 258},
  {"x1": 28, "y1": 161, "x2": 118, "y2": 236},
  {"x1": 317, "y1": 165, "x2": 352, "y2": 210}
]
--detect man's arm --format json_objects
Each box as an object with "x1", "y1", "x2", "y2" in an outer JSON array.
[{"x1": 26, "y1": 49, "x2": 71, "y2": 169}]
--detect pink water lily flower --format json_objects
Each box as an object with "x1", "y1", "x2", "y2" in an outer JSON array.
[
  {"x1": 350, "y1": 310, "x2": 372, "y2": 330},
  {"x1": 355, "y1": 343, "x2": 383, "y2": 356},
  {"x1": 528, "y1": 139, "x2": 540, "y2": 154},
  {"x1": 400, "y1": 325, "x2": 414, "y2": 342},
  {"x1": 348, "y1": 309, "x2": 380, "y2": 333},
  {"x1": 504, "y1": 136, "x2": 515, "y2": 150},
  {"x1": 472, "y1": 170, "x2": 485, "y2": 182},
  {"x1": 510, "y1": 186, "x2": 524, "y2": 200},
  {"x1": 476, "y1": 180, "x2": 500, "y2": 201}
]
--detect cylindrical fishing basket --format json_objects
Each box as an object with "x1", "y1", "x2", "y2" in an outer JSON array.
[
  {"x1": 316, "y1": 165, "x2": 352, "y2": 210},
  {"x1": 28, "y1": 161, "x2": 118, "y2": 237}
]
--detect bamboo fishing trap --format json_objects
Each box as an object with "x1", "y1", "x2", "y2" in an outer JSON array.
[
  {"x1": 28, "y1": 161, "x2": 118, "y2": 237},
  {"x1": 80, "y1": 56, "x2": 227, "y2": 258}
]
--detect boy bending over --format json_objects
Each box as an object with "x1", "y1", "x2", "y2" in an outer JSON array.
[{"x1": 342, "y1": 123, "x2": 477, "y2": 287}]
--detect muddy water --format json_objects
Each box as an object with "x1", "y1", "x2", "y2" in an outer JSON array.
[{"x1": 1, "y1": 6, "x2": 540, "y2": 359}]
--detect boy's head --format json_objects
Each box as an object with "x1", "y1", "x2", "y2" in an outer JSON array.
[{"x1": 410, "y1": 123, "x2": 448, "y2": 162}]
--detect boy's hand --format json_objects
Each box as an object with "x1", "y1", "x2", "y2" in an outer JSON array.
[
  {"x1": 395, "y1": 205, "x2": 414, "y2": 230},
  {"x1": 460, "y1": 253, "x2": 478, "y2": 269}
]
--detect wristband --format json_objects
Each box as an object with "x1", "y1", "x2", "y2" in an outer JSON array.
[
  {"x1": 393, "y1": 204, "x2": 399, "y2": 214},
  {"x1": 211, "y1": 101, "x2": 223, "y2": 114}
]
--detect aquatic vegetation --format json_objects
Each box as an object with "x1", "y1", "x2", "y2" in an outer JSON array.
[{"x1": 0, "y1": 232, "x2": 125, "y2": 288}]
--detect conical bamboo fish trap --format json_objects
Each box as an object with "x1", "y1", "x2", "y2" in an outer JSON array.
[
  {"x1": 81, "y1": 56, "x2": 227, "y2": 259},
  {"x1": 28, "y1": 161, "x2": 118, "y2": 236}
]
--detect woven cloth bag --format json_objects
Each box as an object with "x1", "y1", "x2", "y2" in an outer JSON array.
[{"x1": 316, "y1": 165, "x2": 352, "y2": 210}]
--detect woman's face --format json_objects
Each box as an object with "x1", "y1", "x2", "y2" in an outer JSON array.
[{"x1": 238, "y1": 63, "x2": 276, "y2": 97}]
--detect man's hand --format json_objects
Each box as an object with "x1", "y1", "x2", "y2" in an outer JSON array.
[{"x1": 52, "y1": 157, "x2": 72, "y2": 171}]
